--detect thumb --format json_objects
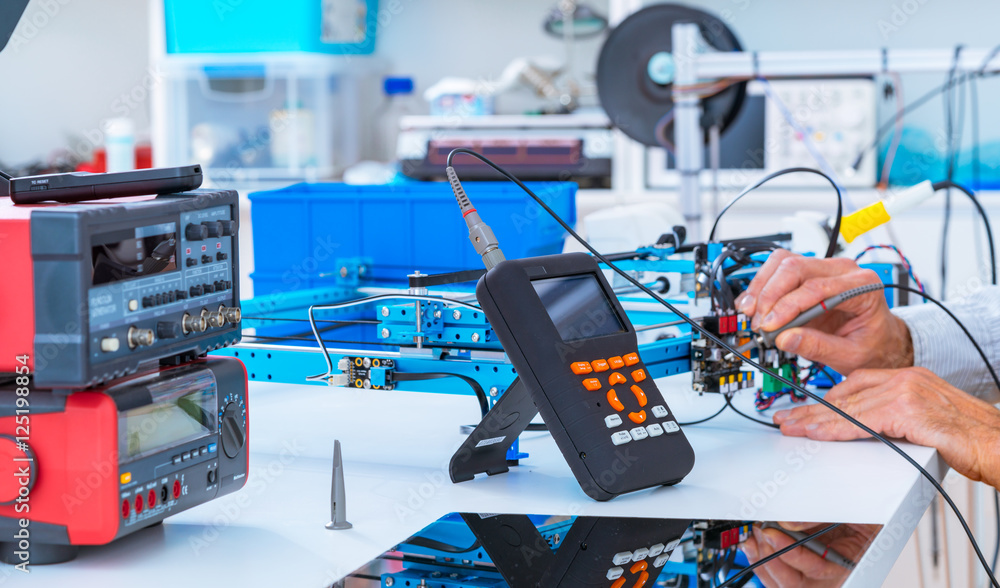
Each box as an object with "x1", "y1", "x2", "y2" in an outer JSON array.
[{"x1": 775, "y1": 327, "x2": 863, "y2": 370}]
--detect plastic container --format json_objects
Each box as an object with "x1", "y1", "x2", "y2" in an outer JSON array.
[
  {"x1": 156, "y1": 54, "x2": 367, "y2": 181},
  {"x1": 163, "y1": 0, "x2": 378, "y2": 55},
  {"x1": 376, "y1": 76, "x2": 417, "y2": 162},
  {"x1": 248, "y1": 181, "x2": 578, "y2": 294}
]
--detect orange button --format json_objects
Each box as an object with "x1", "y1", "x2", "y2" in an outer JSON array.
[
  {"x1": 624, "y1": 352, "x2": 640, "y2": 366},
  {"x1": 608, "y1": 372, "x2": 627, "y2": 386},
  {"x1": 631, "y1": 369, "x2": 647, "y2": 383},
  {"x1": 630, "y1": 385, "x2": 648, "y2": 407},
  {"x1": 631, "y1": 561, "x2": 648, "y2": 574},
  {"x1": 607, "y1": 389, "x2": 625, "y2": 412},
  {"x1": 611, "y1": 578, "x2": 626, "y2": 588},
  {"x1": 591, "y1": 359, "x2": 610, "y2": 372},
  {"x1": 633, "y1": 571, "x2": 649, "y2": 588},
  {"x1": 628, "y1": 410, "x2": 647, "y2": 424},
  {"x1": 570, "y1": 361, "x2": 592, "y2": 375},
  {"x1": 582, "y1": 378, "x2": 602, "y2": 391},
  {"x1": 608, "y1": 356, "x2": 625, "y2": 369}
]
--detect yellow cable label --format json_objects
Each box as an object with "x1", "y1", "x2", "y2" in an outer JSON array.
[{"x1": 840, "y1": 201, "x2": 891, "y2": 243}]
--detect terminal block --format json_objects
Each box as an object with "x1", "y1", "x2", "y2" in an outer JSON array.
[
  {"x1": 333, "y1": 356, "x2": 396, "y2": 389},
  {"x1": 694, "y1": 521, "x2": 752, "y2": 551},
  {"x1": 691, "y1": 312, "x2": 755, "y2": 395}
]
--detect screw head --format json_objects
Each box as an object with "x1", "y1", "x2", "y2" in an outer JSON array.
[
  {"x1": 339, "y1": 266, "x2": 348, "y2": 278},
  {"x1": 385, "y1": 579, "x2": 394, "y2": 587},
  {"x1": 381, "y1": 328, "x2": 390, "y2": 338},
  {"x1": 452, "y1": 309, "x2": 462, "y2": 320},
  {"x1": 471, "y1": 332, "x2": 480, "y2": 343},
  {"x1": 381, "y1": 306, "x2": 390, "y2": 317},
  {"x1": 489, "y1": 387, "x2": 499, "y2": 397},
  {"x1": 433, "y1": 310, "x2": 442, "y2": 319}
]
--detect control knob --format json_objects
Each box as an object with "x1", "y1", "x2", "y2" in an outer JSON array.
[
  {"x1": 185, "y1": 223, "x2": 208, "y2": 241},
  {"x1": 202, "y1": 221, "x2": 224, "y2": 238},
  {"x1": 219, "y1": 402, "x2": 246, "y2": 459}
]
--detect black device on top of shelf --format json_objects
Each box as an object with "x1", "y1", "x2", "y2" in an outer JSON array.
[{"x1": 4, "y1": 165, "x2": 204, "y2": 204}]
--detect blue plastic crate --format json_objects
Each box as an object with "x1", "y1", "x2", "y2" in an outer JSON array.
[
  {"x1": 164, "y1": 0, "x2": 378, "y2": 55},
  {"x1": 249, "y1": 181, "x2": 577, "y2": 294}
]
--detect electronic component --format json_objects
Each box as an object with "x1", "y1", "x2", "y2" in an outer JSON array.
[
  {"x1": 691, "y1": 312, "x2": 755, "y2": 395},
  {"x1": 450, "y1": 252, "x2": 695, "y2": 501},
  {"x1": 694, "y1": 521, "x2": 752, "y2": 552},
  {"x1": 335, "y1": 356, "x2": 396, "y2": 390},
  {"x1": 0, "y1": 356, "x2": 248, "y2": 563},
  {"x1": 6, "y1": 165, "x2": 203, "y2": 205},
  {"x1": 0, "y1": 189, "x2": 242, "y2": 388}
]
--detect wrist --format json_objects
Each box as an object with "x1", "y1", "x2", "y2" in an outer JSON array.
[
  {"x1": 885, "y1": 315, "x2": 915, "y2": 369},
  {"x1": 971, "y1": 422, "x2": 1000, "y2": 488}
]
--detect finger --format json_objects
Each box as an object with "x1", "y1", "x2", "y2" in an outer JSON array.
[
  {"x1": 759, "y1": 527, "x2": 847, "y2": 580},
  {"x1": 823, "y1": 369, "x2": 899, "y2": 401},
  {"x1": 752, "y1": 256, "x2": 860, "y2": 330},
  {"x1": 781, "y1": 384, "x2": 901, "y2": 440},
  {"x1": 742, "y1": 536, "x2": 760, "y2": 562},
  {"x1": 752, "y1": 527, "x2": 806, "y2": 587},
  {"x1": 759, "y1": 269, "x2": 883, "y2": 332},
  {"x1": 737, "y1": 249, "x2": 797, "y2": 315},
  {"x1": 773, "y1": 376, "x2": 893, "y2": 427},
  {"x1": 777, "y1": 521, "x2": 823, "y2": 533},
  {"x1": 750, "y1": 563, "x2": 781, "y2": 588},
  {"x1": 775, "y1": 327, "x2": 871, "y2": 370},
  {"x1": 773, "y1": 400, "x2": 833, "y2": 425}
]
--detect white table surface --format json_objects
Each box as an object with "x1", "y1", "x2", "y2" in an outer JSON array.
[{"x1": 18, "y1": 373, "x2": 942, "y2": 587}]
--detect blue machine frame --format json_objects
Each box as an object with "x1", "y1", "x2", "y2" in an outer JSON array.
[{"x1": 213, "y1": 248, "x2": 904, "y2": 462}]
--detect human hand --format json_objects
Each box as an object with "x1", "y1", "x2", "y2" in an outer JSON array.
[
  {"x1": 741, "y1": 522, "x2": 876, "y2": 587},
  {"x1": 735, "y1": 250, "x2": 913, "y2": 374},
  {"x1": 774, "y1": 367, "x2": 1000, "y2": 486}
]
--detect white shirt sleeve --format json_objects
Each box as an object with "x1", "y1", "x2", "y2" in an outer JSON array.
[{"x1": 893, "y1": 287, "x2": 1000, "y2": 403}]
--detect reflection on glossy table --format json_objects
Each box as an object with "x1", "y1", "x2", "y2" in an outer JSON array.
[{"x1": 19, "y1": 375, "x2": 942, "y2": 587}]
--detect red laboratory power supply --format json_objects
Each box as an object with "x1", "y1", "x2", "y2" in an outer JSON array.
[{"x1": 0, "y1": 356, "x2": 248, "y2": 564}]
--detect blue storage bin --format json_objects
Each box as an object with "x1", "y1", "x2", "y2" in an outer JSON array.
[
  {"x1": 249, "y1": 181, "x2": 577, "y2": 294},
  {"x1": 164, "y1": 0, "x2": 378, "y2": 55}
]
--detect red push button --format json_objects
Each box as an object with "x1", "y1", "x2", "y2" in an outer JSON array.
[
  {"x1": 607, "y1": 389, "x2": 625, "y2": 412},
  {"x1": 608, "y1": 356, "x2": 625, "y2": 369},
  {"x1": 608, "y1": 372, "x2": 627, "y2": 386},
  {"x1": 570, "y1": 362, "x2": 593, "y2": 375},
  {"x1": 631, "y1": 369, "x2": 647, "y2": 383},
  {"x1": 591, "y1": 359, "x2": 610, "y2": 372},
  {"x1": 630, "y1": 385, "x2": 648, "y2": 407},
  {"x1": 624, "y1": 352, "x2": 640, "y2": 366},
  {"x1": 583, "y1": 378, "x2": 602, "y2": 391},
  {"x1": 628, "y1": 410, "x2": 647, "y2": 424}
]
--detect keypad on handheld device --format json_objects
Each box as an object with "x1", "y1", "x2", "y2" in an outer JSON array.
[
  {"x1": 607, "y1": 538, "x2": 680, "y2": 588},
  {"x1": 569, "y1": 355, "x2": 679, "y2": 448}
]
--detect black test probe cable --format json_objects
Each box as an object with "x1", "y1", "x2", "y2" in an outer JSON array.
[{"x1": 444, "y1": 147, "x2": 1000, "y2": 587}]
